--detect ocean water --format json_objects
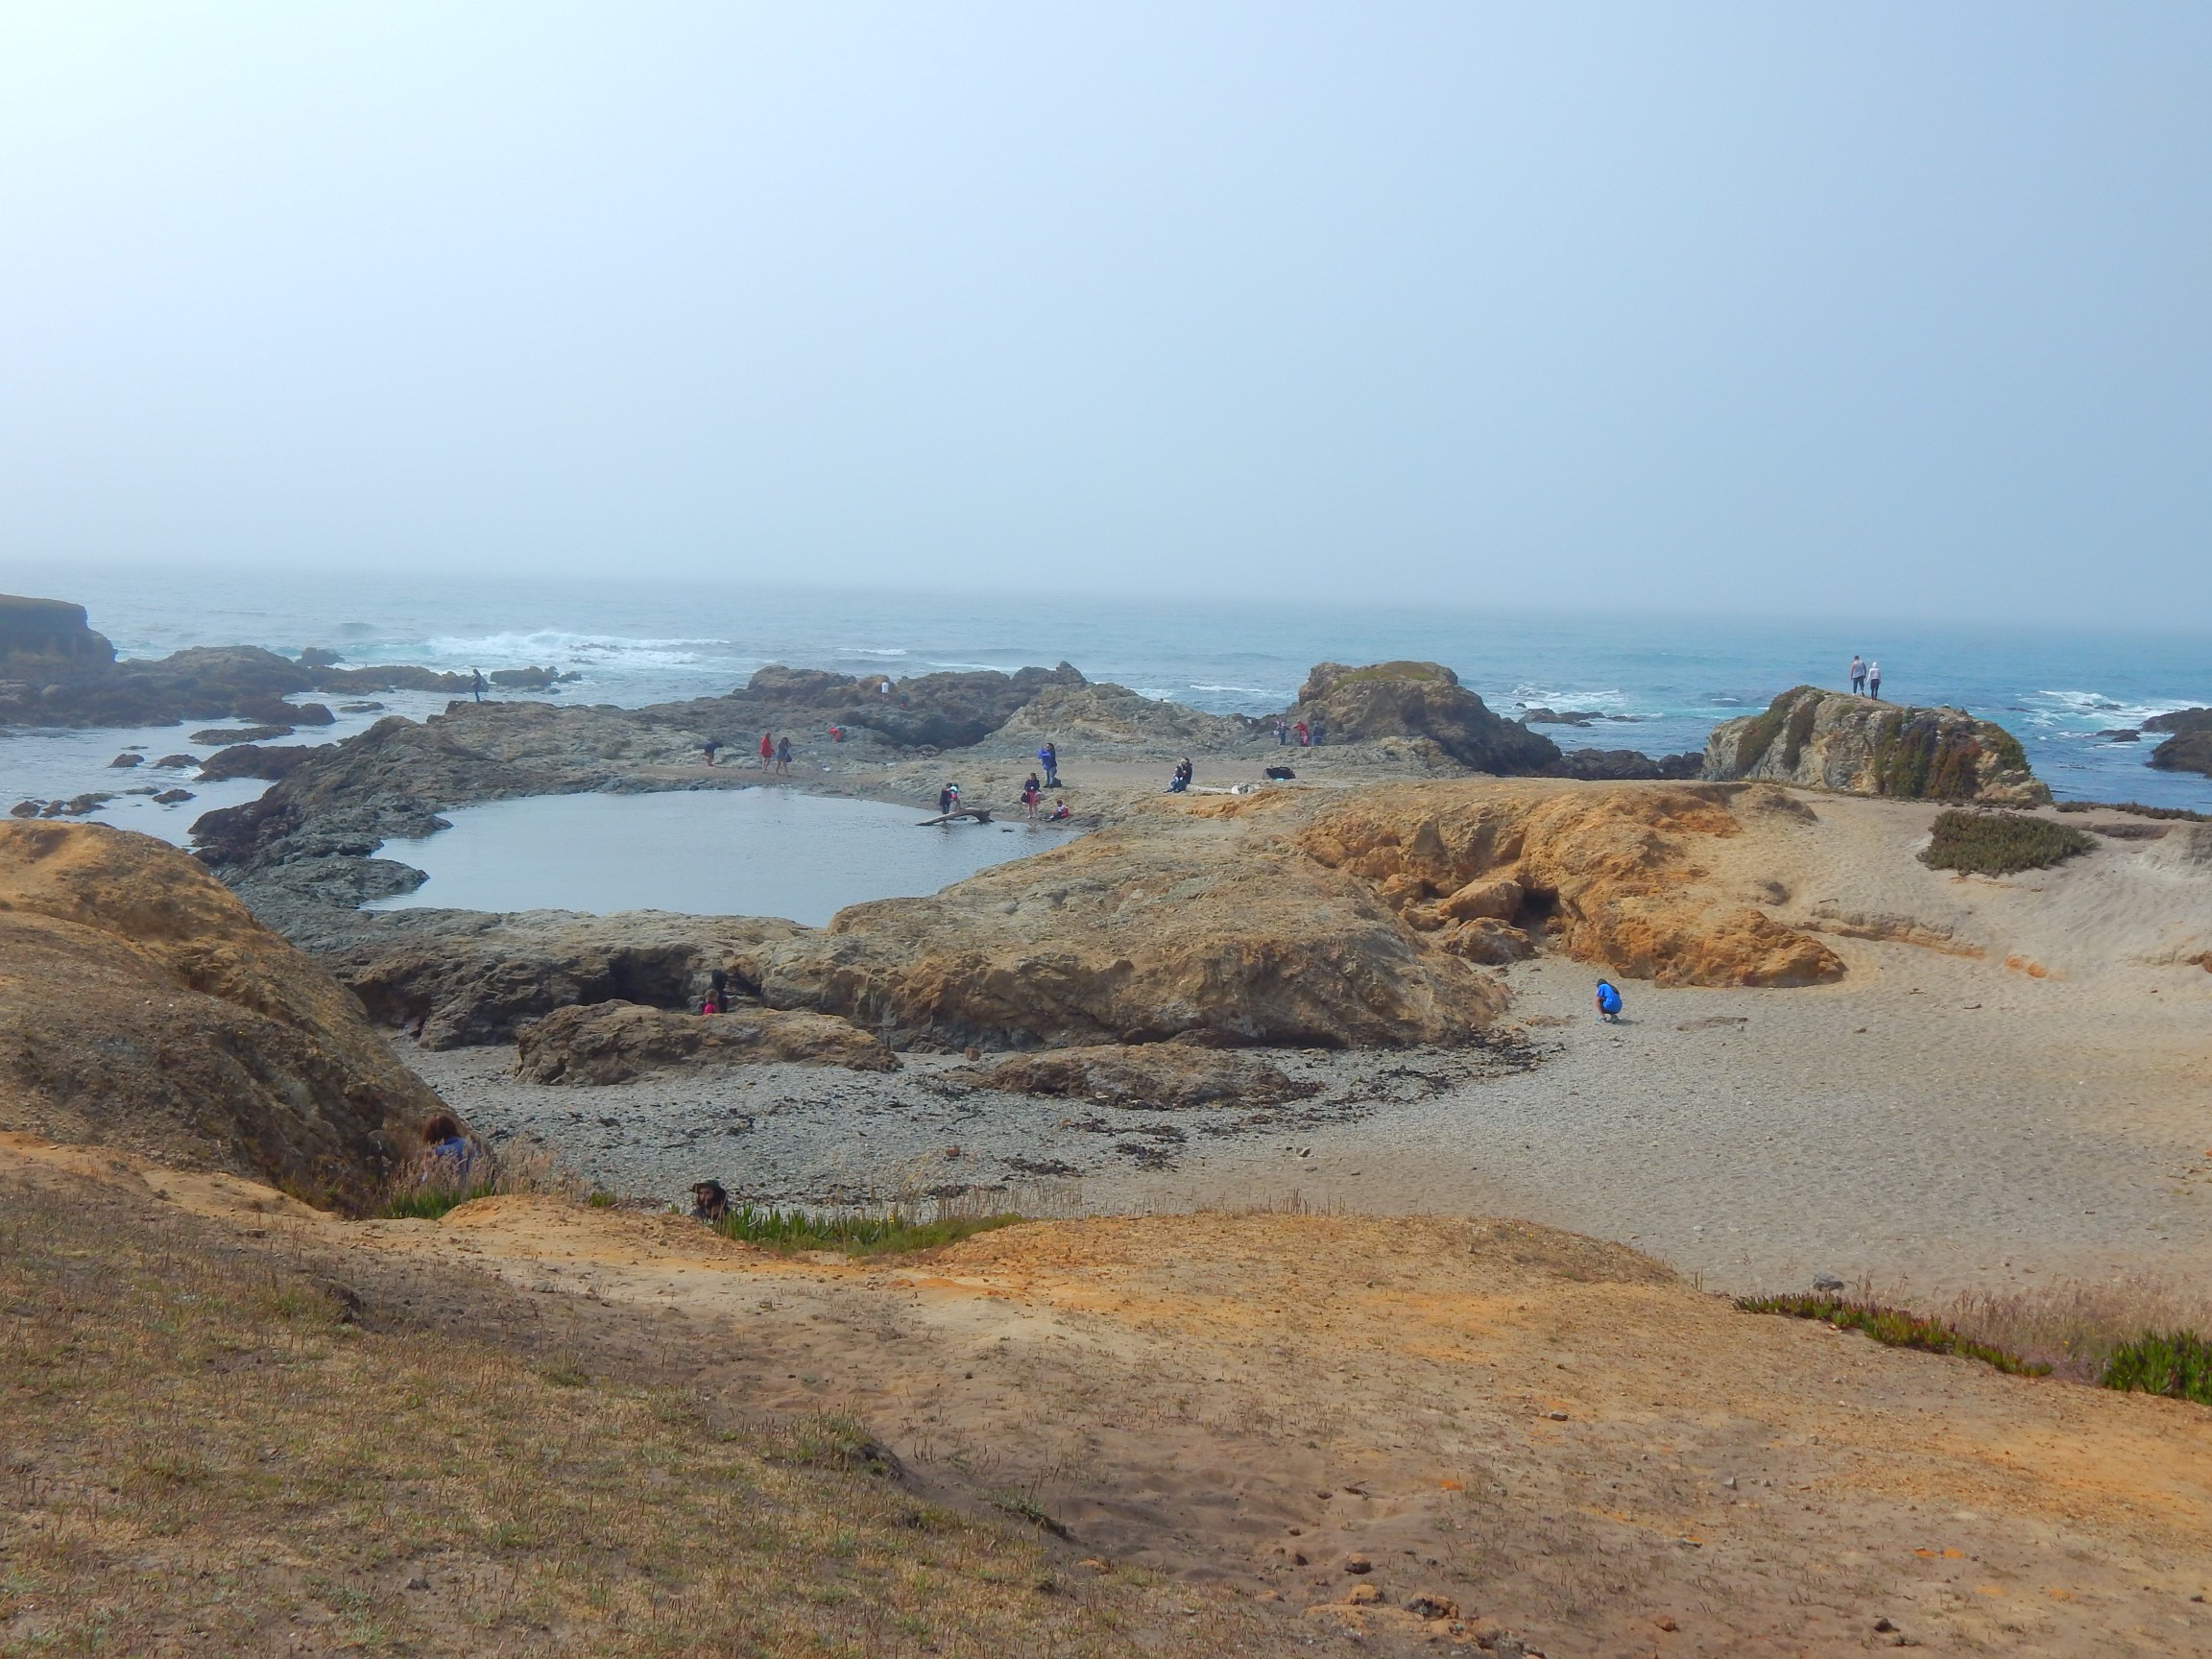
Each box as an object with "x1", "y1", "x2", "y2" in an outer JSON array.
[{"x1": 7, "y1": 561, "x2": 2211, "y2": 830}]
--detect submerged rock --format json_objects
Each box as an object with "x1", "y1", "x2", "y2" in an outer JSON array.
[
  {"x1": 1701, "y1": 687, "x2": 2046, "y2": 804},
  {"x1": 0, "y1": 822, "x2": 445, "y2": 1209},
  {"x1": 513, "y1": 998, "x2": 896, "y2": 1083}
]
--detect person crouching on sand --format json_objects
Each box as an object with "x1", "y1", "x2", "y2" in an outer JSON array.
[{"x1": 1595, "y1": 979, "x2": 1623, "y2": 1022}]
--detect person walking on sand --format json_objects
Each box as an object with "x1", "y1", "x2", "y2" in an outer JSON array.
[
  {"x1": 1848, "y1": 655, "x2": 1865, "y2": 696},
  {"x1": 1595, "y1": 979, "x2": 1623, "y2": 1023},
  {"x1": 470, "y1": 667, "x2": 487, "y2": 703},
  {"x1": 776, "y1": 734, "x2": 792, "y2": 774},
  {"x1": 1867, "y1": 661, "x2": 1882, "y2": 701},
  {"x1": 759, "y1": 731, "x2": 774, "y2": 768}
]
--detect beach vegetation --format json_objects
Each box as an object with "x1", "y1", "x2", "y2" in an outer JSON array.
[
  {"x1": 1920, "y1": 810, "x2": 2094, "y2": 875},
  {"x1": 1733, "y1": 688, "x2": 1811, "y2": 771},
  {"x1": 1736, "y1": 1292, "x2": 2051, "y2": 1377},
  {"x1": 2101, "y1": 1332, "x2": 2212, "y2": 1406},
  {"x1": 2053, "y1": 800, "x2": 2207, "y2": 821},
  {"x1": 710, "y1": 1201, "x2": 1024, "y2": 1256}
]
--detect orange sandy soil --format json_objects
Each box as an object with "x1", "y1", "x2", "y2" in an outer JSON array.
[{"x1": 6, "y1": 1133, "x2": 2211, "y2": 1657}]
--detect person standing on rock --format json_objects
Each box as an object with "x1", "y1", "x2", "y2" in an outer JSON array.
[
  {"x1": 470, "y1": 667, "x2": 487, "y2": 703},
  {"x1": 1848, "y1": 655, "x2": 1866, "y2": 695},
  {"x1": 1867, "y1": 661, "x2": 1882, "y2": 701},
  {"x1": 1039, "y1": 743, "x2": 1060, "y2": 788},
  {"x1": 1595, "y1": 979, "x2": 1623, "y2": 1023},
  {"x1": 1022, "y1": 773, "x2": 1043, "y2": 818},
  {"x1": 1293, "y1": 720, "x2": 1310, "y2": 747}
]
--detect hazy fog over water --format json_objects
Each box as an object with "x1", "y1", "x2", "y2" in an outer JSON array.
[{"x1": 2, "y1": 4, "x2": 2206, "y2": 621}]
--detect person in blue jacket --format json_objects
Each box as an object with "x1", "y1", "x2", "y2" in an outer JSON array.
[{"x1": 1595, "y1": 979, "x2": 1623, "y2": 1022}]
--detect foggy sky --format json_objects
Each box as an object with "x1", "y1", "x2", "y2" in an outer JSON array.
[{"x1": 2, "y1": 4, "x2": 2206, "y2": 621}]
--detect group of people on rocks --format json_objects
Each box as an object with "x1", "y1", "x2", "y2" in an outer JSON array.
[
  {"x1": 1845, "y1": 655, "x2": 1885, "y2": 700},
  {"x1": 1271, "y1": 717, "x2": 1320, "y2": 746},
  {"x1": 700, "y1": 733, "x2": 794, "y2": 770}
]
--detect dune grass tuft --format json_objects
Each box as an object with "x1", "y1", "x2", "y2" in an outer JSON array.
[
  {"x1": 1920, "y1": 809, "x2": 2094, "y2": 876},
  {"x1": 1736, "y1": 1292, "x2": 2052, "y2": 1377},
  {"x1": 712, "y1": 1202, "x2": 1024, "y2": 1256}
]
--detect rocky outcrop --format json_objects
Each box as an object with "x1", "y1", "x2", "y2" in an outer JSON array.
[
  {"x1": 992, "y1": 683, "x2": 1253, "y2": 753},
  {"x1": 0, "y1": 595, "x2": 113, "y2": 666},
  {"x1": 679, "y1": 661, "x2": 1089, "y2": 753},
  {"x1": 948, "y1": 1043, "x2": 1322, "y2": 1108},
  {"x1": 741, "y1": 797, "x2": 1512, "y2": 1050},
  {"x1": 513, "y1": 999, "x2": 896, "y2": 1083},
  {"x1": 0, "y1": 822, "x2": 445, "y2": 1209},
  {"x1": 1297, "y1": 781, "x2": 1844, "y2": 988},
  {"x1": 1702, "y1": 687, "x2": 2046, "y2": 805},
  {"x1": 2147, "y1": 709, "x2": 2212, "y2": 779},
  {"x1": 1286, "y1": 662, "x2": 1561, "y2": 774},
  {"x1": 310, "y1": 909, "x2": 809, "y2": 1048}
]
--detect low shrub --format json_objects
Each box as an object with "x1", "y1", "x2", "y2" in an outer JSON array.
[
  {"x1": 712, "y1": 1202, "x2": 1024, "y2": 1256},
  {"x1": 2102, "y1": 1332, "x2": 2212, "y2": 1406},
  {"x1": 1736, "y1": 1292, "x2": 2051, "y2": 1377},
  {"x1": 1921, "y1": 810, "x2": 2095, "y2": 876},
  {"x1": 2054, "y1": 799, "x2": 2207, "y2": 822}
]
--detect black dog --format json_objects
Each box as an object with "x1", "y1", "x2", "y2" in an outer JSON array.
[
  {"x1": 689, "y1": 1180, "x2": 730, "y2": 1223},
  {"x1": 1263, "y1": 765, "x2": 1297, "y2": 781}
]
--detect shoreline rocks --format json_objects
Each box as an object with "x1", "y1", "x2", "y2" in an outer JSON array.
[
  {"x1": 1701, "y1": 686, "x2": 2047, "y2": 805},
  {"x1": 2147, "y1": 709, "x2": 2212, "y2": 778},
  {"x1": 1286, "y1": 661, "x2": 1563, "y2": 774}
]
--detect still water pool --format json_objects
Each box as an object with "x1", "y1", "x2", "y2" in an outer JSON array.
[{"x1": 368, "y1": 787, "x2": 1071, "y2": 925}]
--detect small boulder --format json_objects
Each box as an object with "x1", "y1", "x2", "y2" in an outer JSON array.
[{"x1": 107, "y1": 752, "x2": 143, "y2": 768}]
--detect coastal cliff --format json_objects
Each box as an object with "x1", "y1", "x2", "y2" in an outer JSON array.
[
  {"x1": 1701, "y1": 686, "x2": 2047, "y2": 804},
  {"x1": 0, "y1": 822, "x2": 445, "y2": 1208}
]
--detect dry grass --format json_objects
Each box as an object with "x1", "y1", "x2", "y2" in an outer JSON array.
[
  {"x1": 1935, "y1": 1272, "x2": 2212, "y2": 1384},
  {"x1": 0, "y1": 1174, "x2": 1261, "y2": 1657},
  {"x1": 383, "y1": 1139, "x2": 584, "y2": 1221}
]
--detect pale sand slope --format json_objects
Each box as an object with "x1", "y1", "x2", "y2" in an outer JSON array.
[
  {"x1": 1116, "y1": 801, "x2": 2212, "y2": 1296},
  {"x1": 8, "y1": 1133, "x2": 2206, "y2": 1657}
]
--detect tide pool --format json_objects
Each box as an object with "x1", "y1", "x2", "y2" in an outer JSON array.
[{"x1": 367, "y1": 787, "x2": 1071, "y2": 924}]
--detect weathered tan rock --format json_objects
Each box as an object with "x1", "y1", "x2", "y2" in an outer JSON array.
[
  {"x1": 948, "y1": 1043, "x2": 1322, "y2": 1108},
  {"x1": 0, "y1": 822, "x2": 445, "y2": 1208},
  {"x1": 1407, "y1": 876, "x2": 1524, "y2": 929},
  {"x1": 1437, "y1": 917, "x2": 1535, "y2": 964},
  {"x1": 1701, "y1": 686, "x2": 2046, "y2": 804},
  {"x1": 513, "y1": 999, "x2": 896, "y2": 1084},
  {"x1": 1297, "y1": 782, "x2": 1844, "y2": 988},
  {"x1": 744, "y1": 797, "x2": 1512, "y2": 1049}
]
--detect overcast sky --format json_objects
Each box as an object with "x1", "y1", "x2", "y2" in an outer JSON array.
[{"x1": 2, "y1": 4, "x2": 2205, "y2": 620}]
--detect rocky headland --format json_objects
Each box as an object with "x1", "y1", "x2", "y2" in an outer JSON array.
[
  {"x1": 1700, "y1": 685, "x2": 2048, "y2": 803},
  {"x1": 2148, "y1": 707, "x2": 2212, "y2": 778}
]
